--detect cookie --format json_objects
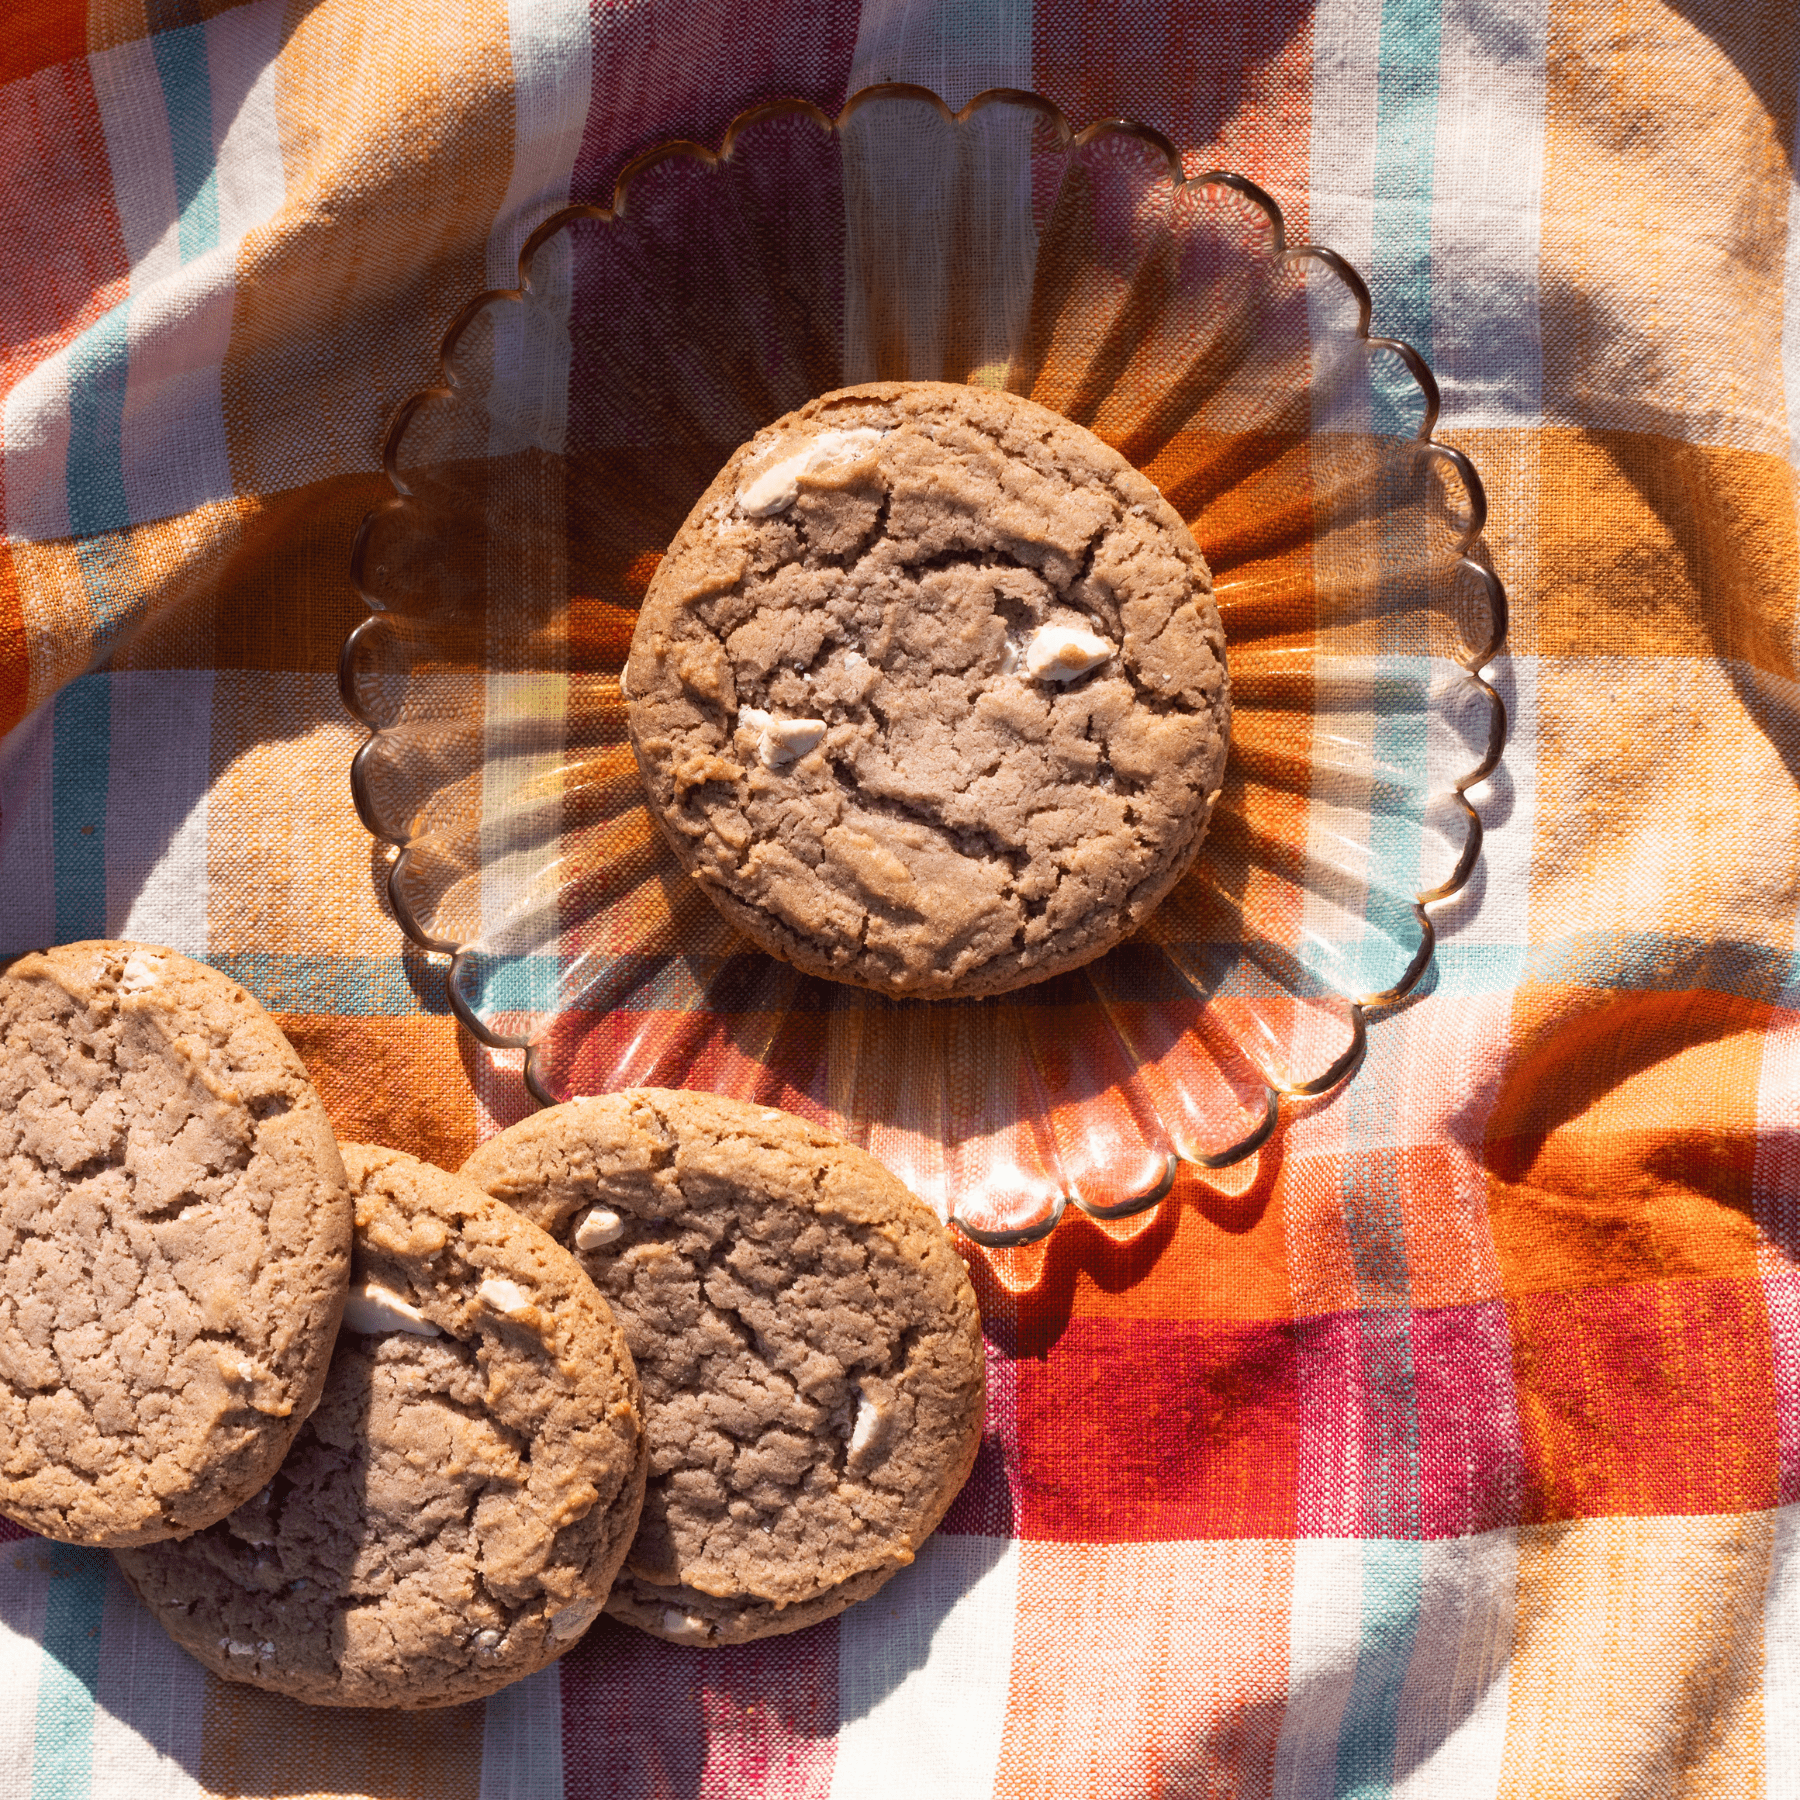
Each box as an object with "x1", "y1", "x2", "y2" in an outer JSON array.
[
  {"x1": 459, "y1": 1089, "x2": 986, "y2": 1644},
  {"x1": 601, "y1": 1562, "x2": 897, "y2": 1649},
  {"x1": 117, "y1": 1145, "x2": 647, "y2": 1708},
  {"x1": 0, "y1": 941, "x2": 351, "y2": 1546},
  {"x1": 625, "y1": 380, "x2": 1231, "y2": 998}
]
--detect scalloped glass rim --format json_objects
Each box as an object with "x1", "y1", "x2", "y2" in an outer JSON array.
[{"x1": 341, "y1": 82, "x2": 1507, "y2": 1262}]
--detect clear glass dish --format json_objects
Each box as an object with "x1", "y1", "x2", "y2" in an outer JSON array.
[{"x1": 341, "y1": 84, "x2": 1505, "y2": 1283}]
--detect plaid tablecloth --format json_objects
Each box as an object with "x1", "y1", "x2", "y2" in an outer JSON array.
[{"x1": 3, "y1": 1, "x2": 1798, "y2": 1794}]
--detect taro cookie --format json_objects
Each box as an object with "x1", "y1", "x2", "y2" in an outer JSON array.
[
  {"x1": 0, "y1": 942, "x2": 351, "y2": 1546},
  {"x1": 460, "y1": 1089, "x2": 986, "y2": 1646},
  {"x1": 625, "y1": 380, "x2": 1231, "y2": 997},
  {"x1": 118, "y1": 1146, "x2": 647, "y2": 1708}
]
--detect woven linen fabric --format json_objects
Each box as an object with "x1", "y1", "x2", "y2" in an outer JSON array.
[{"x1": 2, "y1": 0, "x2": 1798, "y2": 1795}]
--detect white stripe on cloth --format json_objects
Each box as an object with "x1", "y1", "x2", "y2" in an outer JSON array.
[
  {"x1": 1273, "y1": 1533, "x2": 1364, "y2": 1800},
  {"x1": 829, "y1": 1534, "x2": 1019, "y2": 1800},
  {"x1": 107, "y1": 670, "x2": 213, "y2": 954},
  {"x1": 1429, "y1": 0, "x2": 1548, "y2": 430},
  {"x1": 491, "y1": 0, "x2": 593, "y2": 285},
  {"x1": 1766, "y1": 1506, "x2": 1800, "y2": 1797},
  {"x1": 1444, "y1": 651, "x2": 1537, "y2": 956},
  {"x1": 90, "y1": 1562, "x2": 206, "y2": 1800},
  {"x1": 0, "y1": 1542, "x2": 53, "y2": 1794},
  {"x1": 486, "y1": 0, "x2": 591, "y2": 461},
  {"x1": 840, "y1": 0, "x2": 1032, "y2": 389},
  {"x1": 117, "y1": 0, "x2": 285, "y2": 529},
  {"x1": 1389, "y1": 1535, "x2": 1516, "y2": 1800},
  {"x1": 1306, "y1": 0, "x2": 1380, "y2": 393},
  {"x1": 88, "y1": 37, "x2": 184, "y2": 293},
  {"x1": 207, "y1": 0, "x2": 288, "y2": 248},
  {"x1": 846, "y1": 0, "x2": 1033, "y2": 111},
  {"x1": 479, "y1": 1662, "x2": 565, "y2": 1800},
  {"x1": 119, "y1": 252, "x2": 235, "y2": 531},
  {"x1": 2, "y1": 346, "x2": 73, "y2": 543},
  {"x1": 19, "y1": 4, "x2": 288, "y2": 543}
]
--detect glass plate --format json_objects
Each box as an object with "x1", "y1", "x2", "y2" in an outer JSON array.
[{"x1": 340, "y1": 84, "x2": 1506, "y2": 1285}]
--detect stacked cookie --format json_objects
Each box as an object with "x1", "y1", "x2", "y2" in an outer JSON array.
[{"x1": 0, "y1": 942, "x2": 985, "y2": 1706}]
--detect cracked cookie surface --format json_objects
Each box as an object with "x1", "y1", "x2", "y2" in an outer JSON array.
[
  {"x1": 626, "y1": 380, "x2": 1230, "y2": 998},
  {"x1": 0, "y1": 941, "x2": 351, "y2": 1546},
  {"x1": 118, "y1": 1145, "x2": 647, "y2": 1708},
  {"x1": 459, "y1": 1089, "x2": 985, "y2": 1640}
]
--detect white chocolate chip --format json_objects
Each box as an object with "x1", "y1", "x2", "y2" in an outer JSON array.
[
  {"x1": 548, "y1": 1597, "x2": 603, "y2": 1641},
  {"x1": 736, "y1": 707, "x2": 827, "y2": 768},
  {"x1": 661, "y1": 1609, "x2": 712, "y2": 1642},
  {"x1": 997, "y1": 639, "x2": 1019, "y2": 675},
  {"x1": 737, "y1": 445, "x2": 814, "y2": 516},
  {"x1": 120, "y1": 952, "x2": 163, "y2": 992},
  {"x1": 221, "y1": 1639, "x2": 258, "y2": 1658},
  {"x1": 761, "y1": 717, "x2": 826, "y2": 764},
  {"x1": 473, "y1": 1628, "x2": 504, "y2": 1654},
  {"x1": 574, "y1": 1207, "x2": 626, "y2": 1251},
  {"x1": 342, "y1": 1281, "x2": 440, "y2": 1338},
  {"x1": 1023, "y1": 624, "x2": 1115, "y2": 682},
  {"x1": 847, "y1": 1386, "x2": 890, "y2": 1466},
  {"x1": 478, "y1": 1278, "x2": 533, "y2": 1318},
  {"x1": 736, "y1": 428, "x2": 885, "y2": 516}
]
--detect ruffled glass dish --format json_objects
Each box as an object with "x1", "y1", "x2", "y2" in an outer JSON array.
[{"x1": 341, "y1": 85, "x2": 1505, "y2": 1283}]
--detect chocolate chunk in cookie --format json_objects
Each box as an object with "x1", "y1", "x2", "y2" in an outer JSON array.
[
  {"x1": 626, "y1": 380, "x2": 1230, "y2": 998},
  {"x1": 118, "y1": 1146, "x2": 647, "y2": 1708},
  {"x1": 0, "y1": 941, "x2": 351, "y2": 1546},
  {"x1": 459, "y1": 1089, "x2": 986, "y2": 1644}
]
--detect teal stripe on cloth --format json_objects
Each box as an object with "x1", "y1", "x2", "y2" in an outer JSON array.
[
  {"x1": 203, "y1": 951, "x2": 456, "y2": 1016},
  {"x1": 65, "y1": 305, "x2": 131, "y2": 540},
  {"x1": 196, "y1": 935, "x2": 1783, "y2": 1024},
  {"x1": 1431, "y1": 942, "x2": 1529, "y2": 993},
  {"x1": 1323, "y1": 5, "x2": 1444, "y2": 1787},
  {"x1": 29, "y1": 1548, "x2": 108, "y2": 1800},
  {"x1": 52, "y1": 677, "x2": 111, "y2": 943},
  {"x1": 1334, "y1": 1541, "x2": 1425, "y2": 1799},
  {"x1": 1527, "y1": 931, "x2": 1796, "y2": 1004},
  {"x1": 151, "y1": 24, "x2": 220, "y2": 264},
  {"x1": 1368, "y1": 0, "x2": 1442, "y2": 437},
  {"x1": 73, "y1": 533, "x2": 145, "y2": 665}
]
